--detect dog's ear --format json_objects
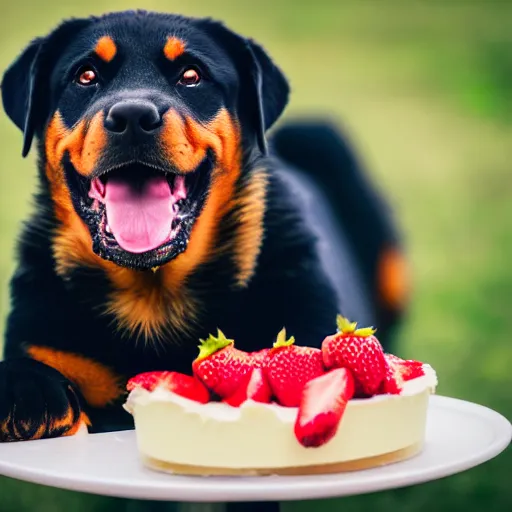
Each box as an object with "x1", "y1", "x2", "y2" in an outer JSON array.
[
  {"x1": 1, "y1": 19, "x2": 91, "y2": 157},
  {"x1": 243, "y1": 39, "x2": 290, "y2": 154},
  {"x1": 196, "y1": 19, "x2": 290, "y2": 154},
  {"x1": 2, "y1": 38, "x2": 44, "y2": 157}
]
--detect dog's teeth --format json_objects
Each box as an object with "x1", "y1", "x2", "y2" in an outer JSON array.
[
  {"x1": 174, "y1": 176, "x2": 187, "y2": 201},
  {"x1": 106, "y1": 224, "x2": 112, "y2": 234}
]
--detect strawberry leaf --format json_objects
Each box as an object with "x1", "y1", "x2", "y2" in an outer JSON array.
[
  {"x1": 336, "y1": 315, "x2": 358, "y2": 334},
  {"x1": 196, "y1": 329, "x2": 234, "y2": 360},
  {"x1": 273, "y1": 327, "x2": 295, "y2": 348},
  {"x1": 336, "y1": 315, "x2": 376, "y2": 337},
  {"x1": 353, "y1": 326, "x2": 376, "y2": 337}
]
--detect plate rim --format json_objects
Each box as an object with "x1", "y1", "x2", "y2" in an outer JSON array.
[{"x1": 0, "y1": 395, "x2": 510, "y2": 502}]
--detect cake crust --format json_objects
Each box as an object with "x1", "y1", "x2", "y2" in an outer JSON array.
[{"x1": 142, "y1": 441, "x2": 423, "y2": 476}]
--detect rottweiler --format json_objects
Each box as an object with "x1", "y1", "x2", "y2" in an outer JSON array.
[{"x1": 0, "y1": 10, "x2": 408, "y2": 444}]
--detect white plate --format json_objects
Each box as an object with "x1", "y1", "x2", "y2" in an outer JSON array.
[{"x1": 0, "y1": 396, "x2": 510, "y2": 502}]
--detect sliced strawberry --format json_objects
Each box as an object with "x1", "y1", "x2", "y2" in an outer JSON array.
[
  {"x1": 322, "y1": 315, "x2": 386, "y2": 396},
  {"x1": 192, "y1": 330, "x2": 254, "y2": 399},
  {"x1": 223, "y1": 368, "x2": 272, "y2": 407},
  {"x1": 379, "y1": 354, "x2": 425, "y2": 394},
  {"x1": 126, "y1": 371, "x2": 210, "y2": 403},
  {"x1": 126, "y1": 372, "x2": 162, "y2": 392},
  {"x1": 294, "y1": 368, "x2": 355, "y2": 448},
  {"x1": 401, "y1": 364, "x2": 425, "y2": 381},
  {"x1": 265, "y1": 329, "x2": 325, "y2": 407},
  {"x1": 385, "y1": 354, "x2": 424, "y2": 381}
]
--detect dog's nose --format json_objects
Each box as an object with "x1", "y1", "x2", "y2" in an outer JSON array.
[{"x1": 104, "y1": 101, "x2": 162, "y2": 135}]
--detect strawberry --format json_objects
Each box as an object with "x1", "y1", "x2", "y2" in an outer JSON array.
[
  {"x1": 385, "y1": 354, "x2": 424, "y2": 381},
  {"x1": 265, "y1": 329, "x2": 325, "y2": 407},
  {"x1": 379, "y1": 354, "x2": 425, "y2": 394},
  {"x1": 294, "y1": 368, "x2": 355, "y2": 448},
  {"x1": 321, "y1": 315, "x2": 386, "y2": 396},
  {"x1": 223, "y1": 368, "x2": 272, "y2": 407},
  {"x1": 192, "y1": 329, "x2": 254, "y2": 399},
  {"x1": 126, "y1": 371, "x2": 210, "y2": 403}
]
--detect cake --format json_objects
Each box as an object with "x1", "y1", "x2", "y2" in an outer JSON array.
[{"x1": 124, "y1": 316, "x2": 437, "y2": 476}]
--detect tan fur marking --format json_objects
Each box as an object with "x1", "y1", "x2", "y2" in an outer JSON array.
[
  {"x1": 163, "y1": 36, "x2": 186, "y2": 60},
  {"x1": 27, "y1": 346, "x2": 124, "y2": 408},
  {"x1": 44, "y1": 111, "x2": 110, "y2": 278},
  {"x1": 48, "y1": 403, "x2": 75, "y2": 433},
  {"x1": 377, "y1": 247, "x2": 410, "y2": 309},
  {"x1": 46, "y1": 111, "x2": 106, "y2": 178},
  {"x1": 233, "y1": 170, "x2": 268, "y2": 286},
  {"x1": 95, "y1": 36, "x2": 117, "y2": 62},
  {"x1": 104, "y1": 270, "x2": 197, "y2": 340},
  {"x1": 50, "y1": 407, "x2": 90, "y2": 437},
  {"x1": 12, "y1": 416, "x2": 47, "y2": 441},
  {"x1": 160, "y1": 109, "x2": 242, "y2": 290},
  {"x1": 30, "y1": 420, "x2": 48, "y2": 440}
]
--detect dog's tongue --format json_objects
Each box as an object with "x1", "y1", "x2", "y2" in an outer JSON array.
[{"x1": 104, "y1": 176, "x2": 174, "y2": 254}]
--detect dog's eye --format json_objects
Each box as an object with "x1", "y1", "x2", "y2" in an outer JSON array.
[
  {"x1": 178, "y1": 68, "x2": 201, "y2": 87},
  {"x1": 76, "y1": 67, "x2": 98, "y2": 86}
]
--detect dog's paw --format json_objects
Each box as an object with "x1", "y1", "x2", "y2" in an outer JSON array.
[{"x1": 0, "y1": 358, "x2": 88, "y2": 442}]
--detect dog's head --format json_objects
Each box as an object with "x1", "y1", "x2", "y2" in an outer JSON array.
[{"x1": 2, "y1": 11, "x2": 288, "y2": 270}]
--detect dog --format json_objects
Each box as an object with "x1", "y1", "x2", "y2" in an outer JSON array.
[{"x1": 0, "y1": 10, "x2": 408, "y2": 442}]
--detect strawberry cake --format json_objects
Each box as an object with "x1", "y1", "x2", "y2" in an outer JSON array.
[{"x1": 124, "y1": 316, "x2": 437, "y2": 476}]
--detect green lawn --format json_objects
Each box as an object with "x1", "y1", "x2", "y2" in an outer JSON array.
[{"x1": 0, "y1": 1, "x2": 510, "y2": 511}]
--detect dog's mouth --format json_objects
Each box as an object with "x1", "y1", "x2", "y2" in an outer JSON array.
[
  {"x1": 65, "y1": 156, "x2": 213, "y2": 269},
  {"x1": 90, "y1": 168, "x2": 194, "y2": 254}
]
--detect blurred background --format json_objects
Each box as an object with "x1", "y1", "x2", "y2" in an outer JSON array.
[{"x1": 0, "y1": 0, "x2": 510, "y2": 510}]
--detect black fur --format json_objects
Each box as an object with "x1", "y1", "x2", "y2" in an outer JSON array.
[
  {"x1": 0, "y1": 358, "x2": 83, "y2": 441},
  {"x1": 1, "y1": 10, "x2": 404, "y2": 440}
]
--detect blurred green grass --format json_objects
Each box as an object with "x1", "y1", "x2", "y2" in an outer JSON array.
[{"x1": 0, "y1": 0, "x2": 511, "y2": 510}]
